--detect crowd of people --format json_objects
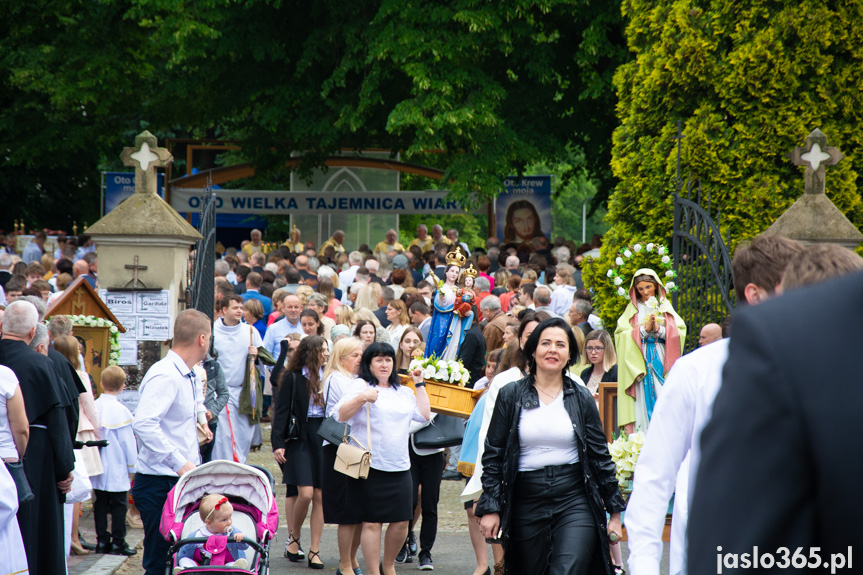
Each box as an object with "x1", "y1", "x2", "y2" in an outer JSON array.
[{"x1": 2, "y1": 222, "x2": 860, "y2": 575}]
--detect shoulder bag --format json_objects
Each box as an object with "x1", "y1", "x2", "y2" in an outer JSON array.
[
  {"x1": 317, "y1": 381, "x2": 350, "y2": 445},
  {"x1": 413, "y1": 414, "x2": 465, "y2": 449},
  {"x1": 283, "y1": 372, "x2": 300, "y2": 442},
  {"x1": 4, "y1": 460, "x2": 34, "y2": 503},
  {"x1": 334, "y1": 402, "x2": 372, "y2": 480}
]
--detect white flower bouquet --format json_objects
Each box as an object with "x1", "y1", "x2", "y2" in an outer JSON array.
[
  {"x1": 62, "y1": 314, "x2": 123, "y2": 366},
  {"x1": 408, "y1": 355, "x2": 471, "y2": 387},
  {"x1": 608, "y1": 429, "x2": 645, "y2": 494}
]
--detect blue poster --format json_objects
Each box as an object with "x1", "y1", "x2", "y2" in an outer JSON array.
[
  {"x1": 103, "y1": 172, "x2": 164, "y2": 215},
  {"x1": 496, "y1": 175, "x2": 552, "y2": 243}
]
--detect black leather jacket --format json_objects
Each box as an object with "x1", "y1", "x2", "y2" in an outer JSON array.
[{"x1": 475, "y1": 375, "x2": 626, "y2": 575}]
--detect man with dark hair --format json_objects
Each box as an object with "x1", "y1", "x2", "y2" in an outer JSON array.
[
  {"x1": 516, "y1": 282, "x2": 536, "y2": 309},
  {"x1": 626, "y1": 235, "x2": 804, "y2": 575},
  {"x1": 241, "y1": 271, "x2": 272, "y2": 315},
  {"x1": 374, "y1": 286, "x2": 395, "y2": 327},
  {"x1": 22, "y1": 230, "x2": 46, "y2": 263},
  {"x1": 4, "y1": 276, "x2": 26, "y2": 303},
  {"x1": 0, "y1": 300, "x2": 76, "y2": 574},
  {"x1": 132, "y1": 309, "x2": 213, "y2": 575},
  {"x1": 234, "y1": 264, "x2": 251, "y2": 295},
  {"x1": 409, "y1": 301, "x2": 432, "y2": 340},
  {"x1": 687, "y1": 241, "x2": 862, "y2": 573}
]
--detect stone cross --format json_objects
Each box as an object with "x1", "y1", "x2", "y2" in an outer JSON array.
[
  {"x1": 124, "y1": 255, "x2": 148, "y2": 289},
  {"x1": 119, "y1": 131, "x2": 173, "y2": 196},
  {"x1": 789, "y1": 128, "x2": 844, "y2": 195}
]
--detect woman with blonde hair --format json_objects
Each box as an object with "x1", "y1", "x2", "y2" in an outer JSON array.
[
  {"x1": 321, "y1": 337, "x2": 365, "y2": 575},
  {"x1": 580, "y1": 331, "x2": 618, "y2": 400},
  {"x1": 550, "y1": 265, "x2": 579, "y2": 316},
  {"x1": 384, "y1": 300, "x2": 410, "y2": 348},
  {"x1": 317, "y1": 277, "x2": 342, "y2": 320},
  {"x1": 335, "y1": 305, "x2": 355, "y2": 328},
  {"x1": 355, "y1": 283, "x2": 382, "y2": 312},
  {"x1": 295, "y1": 285, "x2": 314, "y2": 306},
  {"x1": 54, "y1": 334, "x2": 102, "y2": 555}
]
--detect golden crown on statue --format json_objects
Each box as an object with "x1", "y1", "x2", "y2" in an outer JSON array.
[
  {"x1": 462, "y1": 263, "x2": 479, "y2": 279},
  {"x1": 445, "y1": 246, "x2": 467, "y2": 268}
]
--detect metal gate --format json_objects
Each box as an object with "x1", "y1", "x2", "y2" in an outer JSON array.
[
  {"x1": 187, "y1": 180, "x2": 217, "y2": 323},
  {"x1": 671, "y1": 176, "x2": 735, "y2": 352}
]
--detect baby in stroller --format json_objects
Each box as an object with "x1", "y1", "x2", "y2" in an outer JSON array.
[
  {"x1": 161, "y1": 461, "x2": 279, "y2": 575},
  {"x1": 175, "y1": 494, "x2": 249, "y2": 572}
]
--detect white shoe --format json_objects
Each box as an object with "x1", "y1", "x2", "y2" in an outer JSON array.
[
  {"x1": 173, "y1": 568, "x2": 185, "y2": 574},
  {"x1": 231, "y1": 558, "x2": 249, "y2": 570}
]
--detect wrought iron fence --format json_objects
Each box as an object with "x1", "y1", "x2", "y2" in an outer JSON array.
[
  {"x1": 672, "y1": 176, "x2": 735, "y2": 352},
  {"x1": 187, "y1": 179, "x2": 217, "y2": 325}
]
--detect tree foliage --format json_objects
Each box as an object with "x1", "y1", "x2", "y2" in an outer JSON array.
[
  {"x1": 0, "y1": 0, "x2": 629, "y2": 231},
  {"x1": 608, "y1": 0, "x2": 863, "y2": 253}
]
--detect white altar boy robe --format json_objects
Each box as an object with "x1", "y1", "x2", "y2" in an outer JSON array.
[{"x1": 91, "y1": 394, "x2": 137, "y2": 492}]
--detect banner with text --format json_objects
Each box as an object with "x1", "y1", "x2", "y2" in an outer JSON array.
[
  {"x1": 496, "y1": 175, "x2": 552, "y2": 243},
  {"x1": 171, "y1": 188, "x2": 477, "y2": 215}
]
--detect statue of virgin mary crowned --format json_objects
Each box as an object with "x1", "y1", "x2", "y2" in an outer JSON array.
[{"x1": 425, "y1": 246, "x2": 475, "y2": 360}]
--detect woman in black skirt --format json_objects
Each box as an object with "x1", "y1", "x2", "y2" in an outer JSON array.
[
  {"x1": 335, "y1": 342, "x2": 431, "y2": 575},
  {"x1": 321, "y1": 337, "x2": 365, "y2": 575},
  {"x1": 272, "y1": 335, "x2": 329, "y2": 569}
]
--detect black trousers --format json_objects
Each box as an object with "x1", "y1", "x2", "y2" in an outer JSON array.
[
  {"x1": 409, "y1": 448, "x2": 445, "y2": 553},
  {"x1": 132, "y1": 473, "x2": 179, "y2": 575},
  {"x1": 510, "y1": 462, "x2": 597, "y2": 575},
  {"x1": 94, "y1": 489, "x2": 128, "y2": 545}
]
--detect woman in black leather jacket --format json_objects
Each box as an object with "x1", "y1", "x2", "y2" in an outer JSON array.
[{"x1": 475, "y1": 318, "x2": 625, "y2": 575}]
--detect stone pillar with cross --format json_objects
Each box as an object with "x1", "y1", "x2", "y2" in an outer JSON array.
[
  {"x1": 765, "y1": 128, "x2": 862, "y2": 248},
  {"x1": 85, "y1": 131, "x2": 203, "y2": 391},
  {"x1": 120, "y1": 130, "x2": 174, "y2": 196}
]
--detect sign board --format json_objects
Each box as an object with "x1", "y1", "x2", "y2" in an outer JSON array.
[
  {"x1": 103, "y1": 172, "x2": 164, "y2": 215},
  {"x1": 99, "y1": 289, "x2": 173, "y2": 359},
  {"x1": 496, "y1": 175, "x2": 552, "y2": 244},
  {"x1": 171, "y1": 188, "x2": 478, "y2": 215}
]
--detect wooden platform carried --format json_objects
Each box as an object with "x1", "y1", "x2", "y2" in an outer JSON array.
[{"x1": 401, "y1": 376, "x2": 483, "y2": 418}]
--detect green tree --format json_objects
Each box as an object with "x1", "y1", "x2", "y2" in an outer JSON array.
[
  {"x1": 606, "y1": 0, "x2": 863, "y2": 254},
  {"x1": 0, "y1": 0, "x2": 630, "y2": 230}
]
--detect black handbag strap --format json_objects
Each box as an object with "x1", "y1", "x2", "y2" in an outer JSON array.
[{"x1": 289, "y1": 371, "x2": 297, "y2": 419}]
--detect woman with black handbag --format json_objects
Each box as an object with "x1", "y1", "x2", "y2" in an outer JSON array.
[
  {"x1": 475, "y1": 318, "x2": 625, "y2": 575},
  {"x1": 320, "y1": 337, "x2": 365, "y2": 575},
  {"x1": 335, "y1": 342, "x2": 431, "y2": 575},
  {"x1": 0, "y1": 365, "x2": 29, "y2": 572},
  {"x1": 272, "y1": 335, "x2": 329, "y2": 570}
]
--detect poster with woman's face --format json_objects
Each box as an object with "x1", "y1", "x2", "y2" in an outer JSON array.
[{"x1": 496, "y1": 176, "x2": 552, "y2": 244}]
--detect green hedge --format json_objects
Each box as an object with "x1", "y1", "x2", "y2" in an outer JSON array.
[{"x1": 607, "y1": 0, "x2": 863, "y2": 254}]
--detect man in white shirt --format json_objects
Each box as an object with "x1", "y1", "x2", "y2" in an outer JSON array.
[
  {"x1": 131, "y1": 309, "x2": 212, "y2": 575},
  {"x1": 262, "y1": 294, "x2": 303, "y2": 358},
  {"x1": 338, "y1": 250, "x2": 364, "y2": 291},
  {"x1": 22, "y1": 231, "x2": 46, "y2": 264},
  {"x1": 211, "y1": 295, "x2": 266, "y2": 464},
  {"x1": 625, "y1": 235, "x2": 803, "y2": 575}
]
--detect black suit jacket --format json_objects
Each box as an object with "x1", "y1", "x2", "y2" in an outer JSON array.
[
  {"x1": 373, "y1": 306, "x2": 391, "y2": 328},
  {"x1": 270, "y1": 369, "x2": 315, "y2": 451},
  {"x1": 457, "y1": 323, "x2": 487, "y2": 386},
  {"x1": 688, "y1": 271, "x2": 863, "y2": 573}
]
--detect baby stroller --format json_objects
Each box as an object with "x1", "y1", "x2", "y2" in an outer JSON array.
[{"x1": 160, "y1": 461, "x2": 279, "y2": 574}]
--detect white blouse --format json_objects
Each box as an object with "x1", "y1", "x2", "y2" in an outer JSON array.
[
  {"x1": 0, "y1": 366, "x2": 20, "y2": 459},
  {"x1": 336, "y1": 380, "x2": 428, "y2": 472},
  {"x1": 518, "y1": 393, "x2": 579, "y2": 472}
]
